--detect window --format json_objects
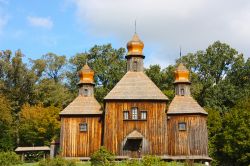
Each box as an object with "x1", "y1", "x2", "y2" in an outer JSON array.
[
  {"x1": 178, "y1": 122, "x2": 186, "y2": 131},
  {"x1": 83, "y1": 89, "x2": 88, "y2": 96},
  {"x1": 181, "y1": 88, "x2": 184, "y2": 96},
  {"x1": 141, "y1": 111, "x2": 147, "y2": 120},
  {"x1": 79, "y1": 123, "x2": 87, "y2": 132},
  {"x1": 133, "y1": 61, "x2": 138, "y2": 71},
  {"x1": 132, "y1": 107, "x2": 138, "y2": 120},
  {"x1": 124, "y1": 111, "x2": 129, "y2": 120}
]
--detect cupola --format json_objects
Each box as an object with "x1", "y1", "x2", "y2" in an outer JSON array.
[
  {"x1": 126, "y1": 33, "x2": 144, "y2": 56},
  {"x1": 174, "y1": 63, "x2": 191, "y2": 84},
  {"x1": 78, "y1": 64, "x2": 95, "y2": 85},
  {"x1": 125, "y1": 33, "x2": 145, "y2": 72}
]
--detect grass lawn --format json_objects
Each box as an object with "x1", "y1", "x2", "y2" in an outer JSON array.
[
  {"x1": 18, "y1": 161, "x2": 204, "y2": 166},
  {"x1": 17, "y1": 162, "x2": 91, "y2": 166}
]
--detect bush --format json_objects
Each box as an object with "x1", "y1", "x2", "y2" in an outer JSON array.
[
  {"x1": 0, "y1": 151, "x2": 22, "y2": 166},
  {"x1": 38, "y1": 157, "x2": 76, "y2": 166},
  {"x1": 141, "y1": 155, "x2": 164, "y2": 166},
  {"x1": 125, "y1": 159, "x2": 141, "y2": 166},
  {"x1": 90, "y1": 146, "x2": 115, "y2": 166}
]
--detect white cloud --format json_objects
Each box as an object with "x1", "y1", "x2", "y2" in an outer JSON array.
[
  {"x1": 70, "y1": 0, "x2": 250, "y2": 66},
  {"x1": 27, "y1": 16, "x2": 53, "y2": 29}
]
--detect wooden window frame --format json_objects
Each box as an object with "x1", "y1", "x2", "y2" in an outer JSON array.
[
  {"x1": 123, "y1": 111, "x2": 129, "y2": 120},
  {"x1": 178, "y1": 122, "x2": 186, "y2": 131},
  {"x1": 181, "y1": 88, "x2": 185, "y2": 96},
  {"x1": 133, "y1": 61, "x2": 138, "y2": 72},
  {"x1": 83, "y1": 88, "x2": 88, "y2": 96},
  {"x1": 131, "y1": 107, "x2": 138, "y2": 120},
  {"x1": 140, "y1": 111, "x2": 147, "y2": 120},
  {"x1": 79, "y1": 123, "x2": 88, "y2": 132}
]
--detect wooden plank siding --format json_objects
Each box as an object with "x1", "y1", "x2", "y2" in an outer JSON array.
[
  {"x1": 103, "y1": 101, "x2": 168, "y2": 157},
  {"x1": 60, "y1": 116, "x2": 102, "y2": 157},
  {"x1": 167, "y1": 115, "x2": 208, "y2": 156}
]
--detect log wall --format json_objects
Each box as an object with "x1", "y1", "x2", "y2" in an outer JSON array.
[
  {"x1": 103, "y1": 101, "x2": 167, "y2": 157},
  {"x1": 167, "y1": 114, "x2": 208, "y2": 156},
  {"x1": 60, "y1": 116, "x2": 102, "y2": 157}
]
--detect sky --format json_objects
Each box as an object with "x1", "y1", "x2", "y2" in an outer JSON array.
[{"x1": 0, "y1": 0, "x2": 250, "y2": 67}]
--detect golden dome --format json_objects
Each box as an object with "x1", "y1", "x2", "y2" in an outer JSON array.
[
  {"x1": 174, "y1": 63, "x2": 191, "y2": 84},
  {"x1": 78, "y1": 64, "x2": 94, "y2": 85},
  {"x1": 127, "y1": 33, "x2": 144, "y2": 56}
]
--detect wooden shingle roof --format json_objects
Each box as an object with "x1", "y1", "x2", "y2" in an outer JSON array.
[
  {"x1": 104, "y1": 71, "x2": 168, "y2": 100},
  {"x1": 167, "y1": 96, "x2": 207, "y2": 115},
  {"x1": 15, "y1": 146, "x2": 50, "y2": 152},
  {"x1": 59, "y1": 96, "x2": 102, "y2": 115},
  {"x1": 126, "y1": 130, "x2": 144, "y2": 139}
]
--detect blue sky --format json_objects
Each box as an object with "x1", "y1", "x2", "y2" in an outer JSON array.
[
  {"x1": 0, "y1": 0, "x2": 111, "y2": 59},
  {"x1": 1, "y1": 0, "x2": 250, "y2": 67}
]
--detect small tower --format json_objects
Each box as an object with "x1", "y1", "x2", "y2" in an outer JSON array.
[
  {"x1": 174, "y1": 63, "x2": 191, "y2": 96},
  {"x1": 78, "y1": 64, "x2": 95, "y2": 97},
  {"x1": 126, "y1": 33, "x2": 145, "y2": 72},
  {"x1": 167, "y1": 63, "x2": 211, "y2": 162},
  {"x1": 60, "y1": 64, "x2": 102, "y2": 158}
]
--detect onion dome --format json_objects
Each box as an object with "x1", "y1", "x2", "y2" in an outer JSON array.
[
  {"x1": 174, "y1": 63, "x2": 191, "y2": 84},
  {"x1": 78, "y1": 64, "x2": 94, "y2": 85},
  {"x1": 126, "y1": 33, "x2": 144, "y2": 56}
]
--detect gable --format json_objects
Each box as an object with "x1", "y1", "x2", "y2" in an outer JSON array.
[{"x1": 104, "y1": 71, "x2": 168, "y2": 100}]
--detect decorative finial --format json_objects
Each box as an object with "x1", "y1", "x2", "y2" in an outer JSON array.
[
  {"x1": 135, "y1": 20, "x2": 137, "y2": 34},
  {"x1": 179, "y1": 46, "x2": 182, "y2": 59},
  {"x1": 85, "y1": 58, "x2": 88, "y2": 65}
]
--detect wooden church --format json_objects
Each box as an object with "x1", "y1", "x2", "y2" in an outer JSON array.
[{"x1": 59, "y1": 33, "x2": 211, "y2": 161}]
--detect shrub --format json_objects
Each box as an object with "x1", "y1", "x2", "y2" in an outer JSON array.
[
  {"x1": 38, "y1": 157, "x2": 76, "y2": 166},
  {"x1": 125, "y1": 159, "x2": 141, "y2": 166},
  {"x1": 141, "y1": 155, "x2": 164, "y2": 166},
  {"x1": 90, "y1": 146, "x2": 115, "y2": 166},
  {"x1": 0, "y1": 151, "x2": 22, "y2": 166}
]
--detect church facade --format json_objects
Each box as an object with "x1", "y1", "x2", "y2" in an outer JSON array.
[{"x1": 59, "y1": 33, "x2": 211, "y2": 161}]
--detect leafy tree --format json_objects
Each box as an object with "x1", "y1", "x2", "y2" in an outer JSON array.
[
  {"x1": 0, "y1": 50, "x2": 37, "y2": 112},
  {"x1": 19, "y1": 104, "x2": 60, "y2": 146},
  {"x1": 41, "y1": 53, "x2": 66, "y2": 83},
  {"x1": 35, "y1": 79, "x2": 73, "y2": 107},
  {"x1": 0, "y1": 95, "x2": 14, "y2": 150},
  {"x1": 218, "y1": 97, "x2": 250, "y2": 166}
]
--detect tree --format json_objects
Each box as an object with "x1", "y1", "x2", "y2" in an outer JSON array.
[
  {"x1": 218, "y1": 97, "x2": 250, "y2": 166},
  {"x1": 41, "y1": 53, "x2": 67, "y2": 83},
  {"x1": 19, "y1": 104, "x2": 61, "y2": 146},
  {"x1": 35, "y1": 79, "x2": 73, "y2": 108},
  {"x1": 0, "y1": 95, "x2": 14, "y2": 150},
  {"x1": 0, "y1": 50, "x2": 37, "y2": 112}
]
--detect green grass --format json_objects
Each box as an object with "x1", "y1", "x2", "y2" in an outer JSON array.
[
  {"x1": 17, "y1": 161, "x2": 204, "y2": 166},
  {"x1": 17, "y1": 162, "x2": 91, "y2": 166}
]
